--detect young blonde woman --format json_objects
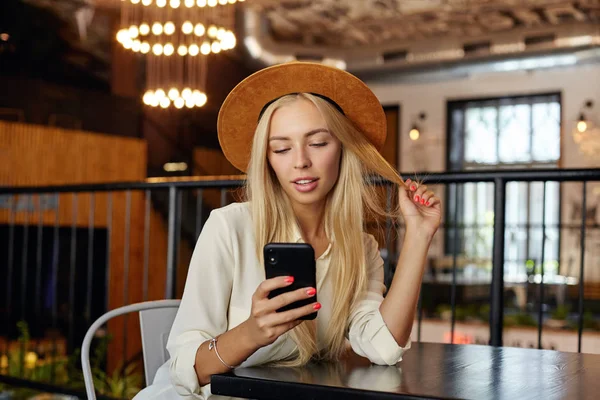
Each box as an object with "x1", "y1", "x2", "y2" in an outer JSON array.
[{"x1": 134, "y1": 62, "x2": 441, "y2": 399}]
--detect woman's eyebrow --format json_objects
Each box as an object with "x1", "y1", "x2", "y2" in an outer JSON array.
[{"x1": 269, "y1": 128, "x2": 330, "y2": 141}]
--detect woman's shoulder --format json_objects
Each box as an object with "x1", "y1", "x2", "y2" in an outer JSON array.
[
  {"x1": 361, "y1": 232, "x2": 382, "y2": 261},
  {"x1": 209, "y1": 202, "x2": 252, "y2": 228},
  {"x1": 361, "y1": 231, "x2": 378, "y2": 248}
]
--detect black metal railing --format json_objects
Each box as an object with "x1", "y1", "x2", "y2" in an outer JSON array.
[{"x1": 0, "y1": 168, "x2": 599, "y2": 398}]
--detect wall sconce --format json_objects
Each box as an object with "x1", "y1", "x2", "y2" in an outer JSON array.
[
  {"x1": 572, "y1": 100, "x2": 599, "y2": 158},
  {"x1": 576, "y1": 100, "x2": 593, "y2": 133},
  {"x1": 409, "y1": 112, "x2": 427, "y2": 141}
]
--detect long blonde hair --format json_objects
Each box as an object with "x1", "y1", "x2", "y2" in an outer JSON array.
[{"x1": 245, "y1": 93, "x2": 404, "y2": 366}]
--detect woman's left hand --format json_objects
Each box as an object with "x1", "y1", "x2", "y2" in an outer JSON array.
[{"x1": 398, "y1": 178, "x2": 442, "y2": 237}]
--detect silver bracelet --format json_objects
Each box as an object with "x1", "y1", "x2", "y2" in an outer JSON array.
[{"x1": 208, "y1": 337, "x2": 237, "y2": 369}]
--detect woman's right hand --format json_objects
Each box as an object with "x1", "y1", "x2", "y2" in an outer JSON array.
[{"x1": 244, "y1": 276, "x2": 320, "y2": 348}]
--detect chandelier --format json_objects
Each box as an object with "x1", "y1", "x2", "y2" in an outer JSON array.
[{"x1": 115, "y1": 0, "x2": 243, "y2": 109}]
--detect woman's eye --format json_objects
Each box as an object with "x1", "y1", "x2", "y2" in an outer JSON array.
[
  {"x1": 273, "y1": 148, "x2": 290, "y2": 154},
  {"x1": 310, "y1": 142, "x2": 327, "y2": 148}
]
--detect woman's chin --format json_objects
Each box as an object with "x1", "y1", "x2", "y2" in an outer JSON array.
[{"x1": 286, "y1": 191, "x2": 327, "y2": 208}]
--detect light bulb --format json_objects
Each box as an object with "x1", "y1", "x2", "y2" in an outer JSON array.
[
  {"x1": 168, "y1": 88, "x2": 180, "y2": 100},
  {"x1": 128, "y1": 26, "x2": 139, "y2": 39},
  {"x1": 197, "y1": 0, "x2": 207, "y2": 6},
  {"x1": 211, "y1": 41, "x2": 221, "y2": 53},
  {"x1": 178, "y1": 45, "x2": 188, "y2": 56},
  {"x1": 150, "y1": 95, "x2": 160, "y2": 107},
  {"x1": 142, "y1": 0, "x2": 152, "y2": 5},
  {"x1": 200, "y1": 42, "x2": 211, "y2": 55},
  {"x1": 182, "y1": 21, "x2": 194, "y2": 35},
  {"x1": 139, "y1": 23, "x2": 150, "y2": 35},
  {"x1": 155, "y1": 89, "x2": 166, "y2": 99},
  {"x1": 409, "y1": 128, "x2": 420, "y2": 141},
  {"x1": 185, "y1": 0, "x2": 195, "y2": 7},
  {"x1": 193, "y1": 90, "x2": 207, "y2": 107},
  {"x1": 164, "y1": 22, "x2": 175, "y2": 35},
  {"x1": 164, "y1": 43, "x2": 175, "y2": 56},
  {"x1": 217, "y1": 28, "x2": 226, "y2": 40},
  {"x1": 221, "y1": 31, "x2": 236, "y2": 50},
  {"x1": 123, "y1": 39, "x2": 133, "y2": 49},
  {"x1": 152, "y1": 43, "x2": 164, "y2": 55},
  {"x1": 194, "y1": 23, "x2": 205, "y2": 36},
  {"x1": 160, "y1": 97, "x2": 171, "y2": 109},
  {"x1": 116, "y1": 29, "x2": 128, "y2": 43},
  {"x1": 207, "y1": 25, "x2": 218, "y2": 38},
  {"x1": 157, "y1": 0, "x2": 167, "y2": 7},
  {"x1": 188, "y1": 44, "x2": 200, "y2": 56},
  {"x1": 208, "y1": 0, "x2": 217, "y2": 6},
  {"x1": 152, "y1": 22, "x2": 163, "y2": 35},
  {"x1": 170, "y1": 0, "x2": 181, "y2": 8},
  {"x1": 228, "y1": 0, "x2": 236, "y2": 3},
  {"x1": 140, "y1": 41, "x2": 150, "y2": 53},
  {"x1": 131, "y1": 0, "x2": 140, "y2": 4},
  {"x1": 186, "y1": 98, "x2": 195, "y2": 108},
  {"x1": 577, "y1": 120, "x2": 588, "y2": 133},
  {"x1": 182, "y1": 88, "x2": 192, "y2": 99},
  {"x1": 24, "y1": 352, "x2": 38, "y2": 369},
  {"x1": 219, "y1": 0, "x2": 228, "y2": 5},
  {"x1": 132, "y1": 40, "x2": 141, "y2": 52},
  {"x1": 175, "y1": 97, "x2": 185, "y2": 109},
  {"x1": 143, "y1": 91, "x2": 154, "y2": 105}
]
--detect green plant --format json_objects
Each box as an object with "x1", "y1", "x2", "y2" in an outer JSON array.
[
  {"x1": 435, "y1": 304, "x2": 451, "y2": 318},
  {"x1": 4, "y1": 321, "x2": 69, "y2": 384},
  {"x1": 478, "y1": 304, "x2": 490, "y2": 322},
  {"x1": 551, "y1": 305, "x2": 571, "y2": 320},
  {"x1": 505, "y1": 312, "x2": 537, "y2": 327},
  {"x1": 92, "y1": 361, "x2": 143, "y2": 399},
  {"x1": 4, "y1": 321, "x2": 143, "y2": 399},
  {"x1": 66, "y1": 334, "x2": 143, "y2": 399},
  {"x1": 568, "y1": 312, "x2": 600, "y2": 331}
]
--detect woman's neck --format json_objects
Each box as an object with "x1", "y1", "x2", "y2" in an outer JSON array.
[{"x1": 292, "y1": 201, "x2": 327, "y2": 242}]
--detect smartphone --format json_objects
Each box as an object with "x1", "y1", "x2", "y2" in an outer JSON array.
[{"x1": 264, "y1": 243, "x2": 318, "y2": 320}]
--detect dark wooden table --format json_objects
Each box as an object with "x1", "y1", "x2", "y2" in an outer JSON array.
[{"x1": 211, "y1": 342, "x2": 600, "y2": 400}]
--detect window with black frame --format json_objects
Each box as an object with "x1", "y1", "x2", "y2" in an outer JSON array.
[{"x1": 446, "y1": 93, "x2": 561, "y2": 283}]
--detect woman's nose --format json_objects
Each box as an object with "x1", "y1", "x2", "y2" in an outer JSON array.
[{"x1": 294, "y1": 148, "x2": 311, "y2": 169}]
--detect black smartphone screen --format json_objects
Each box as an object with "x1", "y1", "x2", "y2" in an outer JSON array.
[{"x1": 264, "y1": 243, "x2": 318, "y2": 320}]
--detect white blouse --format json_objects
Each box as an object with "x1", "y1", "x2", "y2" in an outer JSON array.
[{"x1": 166, "y1": 202, "x2": 410, "y2": 399}]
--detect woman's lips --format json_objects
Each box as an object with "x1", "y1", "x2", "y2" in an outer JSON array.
[{"x1": 292, "y1": 178, "x2": 319, "y2": 193}]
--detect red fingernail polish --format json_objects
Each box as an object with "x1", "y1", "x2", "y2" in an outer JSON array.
[
  {"x1": 306, "y1": 288, "x2": 316, "y2": 296},
  {"x1": 285, "y1": 277, "x2": 294, "y2": 283},
  {"x1": 313, "y1": 303, "x2": 322, "y2": 310},
  {"x1": 411, "y1": 185, "x2": 416, "y2": 191},
  {"x1": 426, "y1": 201, "x2": 431, "y2": 206},
  {"x1": 421, "y1": 198, "x2": 425, "y2": 204},
  {"x1": 406, "y1": 178, "x2": 411, "y2": 183},
  {"x1": 415, "y1": 195, "x2": 420, "y2": 202}
]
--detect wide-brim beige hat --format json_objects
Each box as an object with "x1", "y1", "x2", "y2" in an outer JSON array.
[{"x1": 217, "y1": 62, "x2": 387, "y2": 172}]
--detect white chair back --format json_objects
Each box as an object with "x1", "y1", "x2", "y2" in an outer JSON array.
[
  {"x1": 81, "y1": 300, "x2": 181, "y2": 400},
  {"x1": 140, "y1": 305, "x2": 179, "y2": 384}
]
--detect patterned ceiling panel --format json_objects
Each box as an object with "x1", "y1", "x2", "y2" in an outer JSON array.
[{"x1": 251, "y1": 0, "x2": 599, "y2": 47}]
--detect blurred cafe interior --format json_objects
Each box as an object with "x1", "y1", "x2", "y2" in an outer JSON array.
[{"x1": 0, "y1": 0, "x2": 599, "y2": 398}]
